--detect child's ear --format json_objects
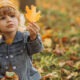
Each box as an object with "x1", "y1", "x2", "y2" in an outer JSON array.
[
  {"x1": 0, "y1": 31, "x2": 2, "y2": 39},
  {"x1": 0, "y1": 30, "x2": 3, "y2": 35},
  {"x1": 0, "y1": 30, "x2": 2, "y2": 34}
]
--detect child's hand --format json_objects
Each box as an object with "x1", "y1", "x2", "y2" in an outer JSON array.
[
  {"x1": 1, "y1": 77, "x2": 5, "y2": 80},
  {"x1": 27, "y1": 22, "x2": 40, "y2": 41},
  {"x1": 1, "y1": 72, "x2": 19, "y2": 80},
  {"x1": 1, "y1": 75, "x2": 19, "y2": 80}
]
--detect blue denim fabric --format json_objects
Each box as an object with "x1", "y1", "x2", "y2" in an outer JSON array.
[{"x1": 0, "y1": 31, "x2": 43, "y2": 80}]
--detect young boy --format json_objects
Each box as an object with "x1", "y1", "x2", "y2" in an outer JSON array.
[{"x1": 0, "y1": 0, "x2": 43, "y2": 80}]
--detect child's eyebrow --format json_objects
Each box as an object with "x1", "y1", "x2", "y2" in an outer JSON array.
[
  {"x1": 0, "y1": 15, "x2": 3, "y2": 17},
  {"x1": 0, "y1": 11, "x2": 15, "y2": 16},
  {"x1": 0, "y1": 15, "x2": 5, "y2": 17},
  {"x1": 0, "y1": 13, "x2": 15, "y2": 16}
]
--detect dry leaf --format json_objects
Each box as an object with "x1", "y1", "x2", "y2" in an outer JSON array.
[
  {"x1": 66, "y1": 72, "x2": 78, "y2": 79},
  {"x1": 5, "y1": 71, "x2": 19, "y2": 80},
  {"x1": 53, "y1": 44, "x2": 65, "y2": 56},
  {"x1": 70, "y1": 55, "x2": 79, "y2": 61},
  {"x1": 58, "y1": 61, "x2": 66, "y2": 67},
  {"x1": 61, "y1": 37, "x2": 68, "y2": 43},
  {"x1": 5, "y1": 38, "x2": 14, "y2": 44},
  {"x1": 74, "y1": 61, "x2": 80, "y2": 69},
  {"x1": 65, "y1": 60, "x2": 74, "y2": 67},
  {"x1": 25, "y1": 5, "x2": 41, "y2": 22},
  {"x1": 42, "y1": 30, "x2": 52, "y2": 40},
  {"x1": 43, "y1": 38, "x2": 52, "y2": 47},
  {"x1": 61, "y1": 68, "x2": 70, "y2": 75}
]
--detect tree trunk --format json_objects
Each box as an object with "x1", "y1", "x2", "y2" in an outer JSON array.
[{"x1": 19, "y1": 0, "x2": 36, "y2": 12}]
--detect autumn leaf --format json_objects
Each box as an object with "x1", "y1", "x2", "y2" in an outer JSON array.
[
  {"x1": 43, "y1": 38, "x2": 52, "y2": 47},
  {"x1": 42, "y1": 30, "x2": 52, "y2": 40},
  {"x1": 6, "y1": 71, "x2": 15, "y2": 78},
  {"x1": 66, "y1": 72, "x2": 78, "y2": 79},
  {"x1": 25, "y1": 5, "x2": 41, "y2": 22},
  {"x1": 5, "y1": 38, "x2": 14, "y2": 44},
  {"x1": 61, "y1": 68, "x2": 70, "y2": 75},
  {"x1": 5, "y1": 71, "x2": 19, "y2": 80},
  {"x1": 75, "y1": 17, "x2": 80, "y2": 25}
]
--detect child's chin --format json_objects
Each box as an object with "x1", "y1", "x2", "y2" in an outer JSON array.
[{"x1": 6, "y1": 29, "x2": 17, "y2": 32}]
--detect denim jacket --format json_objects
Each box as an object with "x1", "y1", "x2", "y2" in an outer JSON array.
[{"x1": 0, "y1": 31, "x2": 43, "y2": 80}]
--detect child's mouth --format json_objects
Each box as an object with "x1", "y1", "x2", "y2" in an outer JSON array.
[{"x1": 7, "y1": 24, "x2": 14, "y2": 28}]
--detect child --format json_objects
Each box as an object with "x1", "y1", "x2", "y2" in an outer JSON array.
[{"x1": 0, "y1": 0, "x2": 43, "y2": 80}]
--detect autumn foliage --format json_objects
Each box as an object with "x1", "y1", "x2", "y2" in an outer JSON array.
[
  {"x1": 32, "y1": 0, "x2": 80, "y2": 80},
  {"x1": 25, "y1": 5, "x2": 41, "y2": 22}
]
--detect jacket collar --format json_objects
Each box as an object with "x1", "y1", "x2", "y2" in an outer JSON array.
[
  {"x1": 0, "y1": 31, "x2": 23, "y2": 44},
  {"x1": 14, "y1": 31, "x2": 23, "y2": 43}
]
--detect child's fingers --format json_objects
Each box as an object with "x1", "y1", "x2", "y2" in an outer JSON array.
[
  {"x1": 1, "y1": 77, "x2": 6, "y2": 80},
  {"x1": 27, "y1": 25, "x2": 39, "y2": 34},
  {"x1": 27, "y1": 23, "x2": 40, "y2": 34},
  {"x1": 27, "y1": 26, "x2": 37, "y2": 35},
  {"x1": 28, "y1": 22, "x2": 40, "y2": 31},
  {"x1": 30, "y1": 24, "x2": 39, "y2": 33},
  {"x1": 27, "y1": 26, "x2": 36, "y2": 36},
  {"x1": 31, "y1": 22, "x2": 40, "y2": 30},
  {"x1": 27, "y1": 25, "x2": 38, "y2": 40}
]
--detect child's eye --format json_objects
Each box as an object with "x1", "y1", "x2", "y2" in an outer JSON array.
[
  {"x1": 10, "y1": 15, "x2": 15, "y2": 18},
  {"x1": 0, "y1": 16, "x2": 6, "y2": 20}
]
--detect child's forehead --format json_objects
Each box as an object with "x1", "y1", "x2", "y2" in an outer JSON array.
[{"x1": 0, "y1": 7, "x2": 16, "y2": 16}]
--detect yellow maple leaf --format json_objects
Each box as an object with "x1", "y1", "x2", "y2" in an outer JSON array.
[{"x1": 25, "y1": 5, "x2": 41, "y2": 22}]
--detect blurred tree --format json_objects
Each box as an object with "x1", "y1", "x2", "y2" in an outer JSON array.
[{"x1": 19, "y1": 0, "x2": 36, "y2": 12}]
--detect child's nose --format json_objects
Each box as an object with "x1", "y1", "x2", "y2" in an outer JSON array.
[{"x1": 7, "y1": 16, "x2": 12, "y2": 22}]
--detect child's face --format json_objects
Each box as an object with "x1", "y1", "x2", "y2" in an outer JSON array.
[
  {"x1": 0, "y1": 7, "x2": 20, "y2": 33},
  {"x1": 0, "y1": 14, "x2": 19, "y2": 33}
]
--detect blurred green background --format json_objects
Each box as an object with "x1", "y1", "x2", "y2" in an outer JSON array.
[{"x1": 20, "y1": 0, "x2": 80, "y2": 80}]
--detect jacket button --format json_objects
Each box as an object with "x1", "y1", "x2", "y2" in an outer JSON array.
[
  {"x1": 13, "y1": 66, "x2": 16, "y2": 70},
  {"x1": 21, "y1": 50, "x2": 23, "y2": 52},
  {"x1": 6, "y1": 56, "x2": 8, "y2": 59},
  {"x1": 10, "y1": 55, "x2": 14, "y2": 58}
]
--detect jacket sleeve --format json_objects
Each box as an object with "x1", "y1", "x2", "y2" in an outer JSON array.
[
  {"x1": 23, "y1": 33, "x2": 44, "y2": 55},
  {"x1": 27, "y1": 34, "x2": 44, "y2": 55},
  {"x1": 29, "y1": 61, "x2": 41, "y2": 80},
  {"x1": 0, "y1": 74, "x2": 4, "y2": 79},
  {"x1": 0, "y1": 68, "x2": 5, "y2": 79}
]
